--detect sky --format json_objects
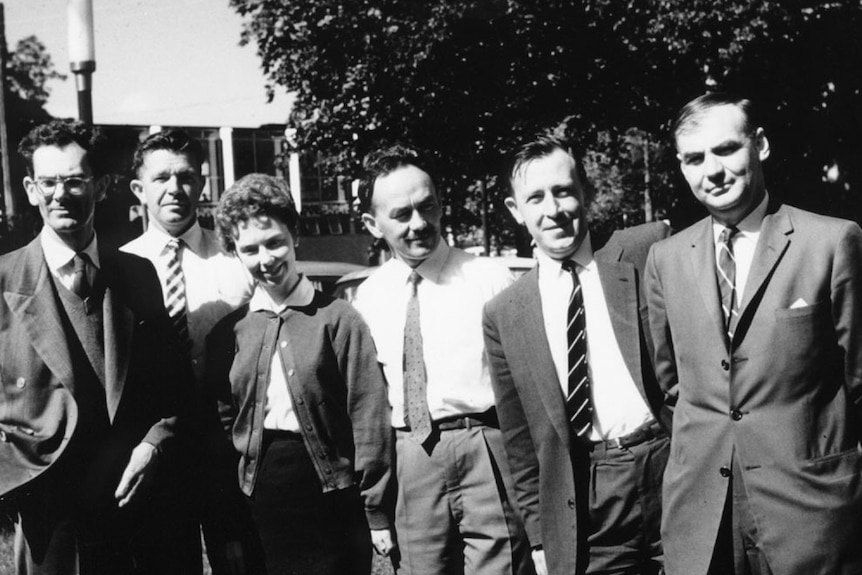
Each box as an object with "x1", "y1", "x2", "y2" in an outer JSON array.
[{"x1": 3, "y1": 0, "x2": 294, "y2": 128}]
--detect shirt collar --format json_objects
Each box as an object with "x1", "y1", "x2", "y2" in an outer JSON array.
[
  {"x1": 249, "y1": 274, "x2": 315, "y2": 313},
  {"x1": 390, "y1": 240, "x2": 450, "y2": 286},
  {"x1": 536, "y1": 231, "x2": 595, "y2": 277},
  {"x1": 148, "y1": 220, "x2": 204, "y2": 255},
  {"x1": 40, "y1": 225, "x2": 100, "y2": 273},
  {"x1": 712, "y1": 191, "x2": 770, "y2": 242}
]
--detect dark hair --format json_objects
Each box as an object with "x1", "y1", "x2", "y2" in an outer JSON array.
[
  {"x1": 359, "y1": 144, "x2": 438, "y2": 214},
  {"x1": 18, "y1": 119, "x2": 106, "y2": 177},
  {"x1": 672, "y1": 92, "x2": 757, "y2": 144},
  {"x1": 132, "y1": 128, "x2": 204, "y2": 176},
  {"x1": 507, "y1": 134, "x2": 593, "y2": 200},
  {"x1": 215, "y1": 173, "x2": 299, "y2": 253}
]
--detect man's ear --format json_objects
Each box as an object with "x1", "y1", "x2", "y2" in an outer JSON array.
[
  {"x1": 94, "y1": 174, "x2": 110, "y2": 203},
  {"x1": 754, "y1": 127, "x2": 770, "y2": 162},
  {"x1": 361, "y1": 212, "x2": 384, "y2": 239},
  {"x1": 23, "y1": 177, "x2": 39, "y2": 207},
  {"x1": 129, "y1": 178, "x2": 146, "y2": 204},
  {"x1": 504, "y1": 196, "x2": 525, "y2": 226}
]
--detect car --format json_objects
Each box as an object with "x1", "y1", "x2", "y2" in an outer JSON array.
[{"x1": 295, "y1": 260, "x2": 370, "y2": 295}]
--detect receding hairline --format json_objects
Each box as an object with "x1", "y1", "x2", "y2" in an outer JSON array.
[{"x1": 367, "y1": 162, "x2": 437, "y2": 212}]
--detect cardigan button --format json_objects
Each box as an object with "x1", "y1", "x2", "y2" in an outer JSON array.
[
  {"x1": 567, "y1": 498, "x2": 575, "y2": 509},
  {"x1": 721, "y1": 360, "x2": 730, "y2": 371},
  {"x1": 288, "y1": 369, "x2": 295, "y2": 377},
  {"x1": 720, "y1": 466, "x2": 731, "y2": 478}
]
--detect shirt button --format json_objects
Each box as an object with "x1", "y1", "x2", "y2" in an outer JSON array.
[
  {"x1": 731, "y1": 409, "x2": 743, "y2": 421},
  {"x1": 16, "y1": 378, "x2": 26, "y2": 389},
  {"x1": 721, "y1": 360, "x2": 730, "y2": 371},
  {"x1": 720, "y1": 466, "x2": 731, "y2": 478},
  {"x1": 280, "y1": 341, "x2": 287, "y2": 349}
]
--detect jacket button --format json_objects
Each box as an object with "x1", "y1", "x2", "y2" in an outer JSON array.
[
  {"x1": 280, "y1": 341, "x2": 287, "y2": 349},
  {"x1": 305, "y1": 425, "x2": 313, "y2": 431},
  {"x1": 288, "y1": 369, "x2": 295, "y2": 377},
  {"x1": 0, "y1": 430, "x2": 6, "y2": 442},
  {"x1": 720, "y1": 466, "x2": 731, "y2": 478},
  {"x1": 567, "y1": 498, "x2": 575, "y2": 509},
  {"x1": 721, "y1": 360, "x2": 730, "y2": 371},
  {"x1": 731, "y1": 409, "x2": 743, "y2": 421},
  {"x1": 16, "y1": 378, "x2": 26, "y2": 389}
]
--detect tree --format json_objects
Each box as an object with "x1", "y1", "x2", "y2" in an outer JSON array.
[
  {"x1": 1, "y1": 35, "x2": 64, "y2": 252},
  {"x1": 232, "y1": 0, "x2": 862, "y2": 251}
]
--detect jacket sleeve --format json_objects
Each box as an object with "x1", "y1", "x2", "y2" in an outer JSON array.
[
  {"x1": 645, "y1": 244, "x2": 679, "y2": 411},
  {"x1": 336, "y1": 310, "x2": 393, "y2": 530},
  {"x1": 832, "y1": 221, "x2": 862, "y2": 414},
  {"x1": 482, "y1": 303, "x2": 543, "y2": 547}
]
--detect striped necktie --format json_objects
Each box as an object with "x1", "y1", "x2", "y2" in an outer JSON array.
[
  {"x1": 717, "y1": 226, "x2": 740, "y2": 345},
  {"x1": 164, "y1": 238, "x2": 191, "y2": 351},
  {"x1": 403, "y1": 270, "x2": 432, "y2": 444},
  {"x1": 561, "y1": 259, "x2": 593, "y2": 440}
]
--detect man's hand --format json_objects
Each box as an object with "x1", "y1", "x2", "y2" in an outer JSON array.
[
  {"x1": 371, "y1": 528, "x2": 396, "y2": 557},
  {"x1": 531, "y1": 548, "x2": 548, "y2": 575},
  {"x1": 224, "y1": 540, "x2": 245, "y2": 575},
  {"x1": 114, "y1": 442, "x2": 158, "y2": 508}
]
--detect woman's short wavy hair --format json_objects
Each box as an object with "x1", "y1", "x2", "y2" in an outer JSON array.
[{"x1": 215, "y1": 173, "x2": 299, "y2": 253}]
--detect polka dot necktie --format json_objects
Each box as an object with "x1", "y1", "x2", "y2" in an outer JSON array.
[{"x1": 403, "y1": 270, "x2": 432, "y2": 443}]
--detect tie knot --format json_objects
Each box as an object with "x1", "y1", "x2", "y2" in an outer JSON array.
[
  {"x1": 408, "y1": 270, "x2": 422, "y2": 287},
  {"x1": 719, "y1": 226, "x2": 739, "y2": 245},
  {"x1": 561, "y1": 259, "x2": 578, "y2": 274},
  {"x1": 166, "y1": 238, "x2": 183, "y2": 254},
  {"x1": 73, "y1": 252, "x2": 89, "y2": 272}
]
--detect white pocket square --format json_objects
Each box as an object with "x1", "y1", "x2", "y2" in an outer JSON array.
[{"x1": 790, "y1": 298, "x2": 809, "y2": 309}]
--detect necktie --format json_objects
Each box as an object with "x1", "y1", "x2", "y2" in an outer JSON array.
[
  {"x1": 561, "y1": 260, "x2": 593, "y2": 441},
  {"x1": 717, "y1": 226, "x2": 740, "y2": 344},
  {"x1": 164, "y1": 239, "x2": 192, "y2": 351},
  {"x1": 403, "y1": 270, "x2": 432, "y2": 444},
  {"x1": 70, "y1": 253, "x2": 91, "y2": 299}
]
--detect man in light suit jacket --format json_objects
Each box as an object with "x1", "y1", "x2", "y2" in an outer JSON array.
[
  {"x1": 646, "y1": 92, "x2": 862, "y2": 575},
  {"x1": 484, "y1": 135, "x2": 671, "y2": 575},
  {"x1": 0, "y1": 120, "x2": 186, "y2": 574}
]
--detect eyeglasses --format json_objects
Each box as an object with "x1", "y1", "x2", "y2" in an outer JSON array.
[{"x1": 32, "y1": 175, "x2": 94, "y2": 197}]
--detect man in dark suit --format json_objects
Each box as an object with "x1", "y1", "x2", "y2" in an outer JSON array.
[
  {"x1": 484, "y1": 135, "x2": 671, "y2": 575},
  {"x1": 646, "y1": 93, "x2": 862, "y2": 575},
  {"x1": 0, "y1": 119, "x2": 185, "y2": 574}
]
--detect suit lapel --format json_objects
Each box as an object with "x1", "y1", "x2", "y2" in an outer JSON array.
[
  {"x1": 2, "y1": 239, "x2": 76, "y2": 395},
  {"x1": 100, "y1": 252, "x2": 136, "y2": 424},
  {"x1": 734, "y1": 204, "x2": 792, "y2": 345},
  {"x1": 689, "y1": 219, "x2": 727, "y2": 344},
  {"x1": 513, "y1": 269, "x2": 572, "y2": 448},
  {"x1": 595, "y1": 256, "x2": 649, "y2": 400}
]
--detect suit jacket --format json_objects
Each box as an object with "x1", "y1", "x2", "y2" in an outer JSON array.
[
  {"x1": 645, "y1": 202, "x2": 862, "y2": 575},
  {"x1": 483, "y1": 222, "x2": 672, "y2": 575},
  {"x1": 0, "y1": 235, "x2": 183, "y2": 554}
]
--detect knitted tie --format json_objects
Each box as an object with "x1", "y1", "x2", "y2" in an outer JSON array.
[
  {"x1": 403, "y1": 270, "x2": 432, "y2": 444},
  {"x1": 164, "y1": 239, "x2": 191, "y2": 351},
  {"x1": 561, "y1": 260, "x2": 593, "y2": 440},
  {"x1": 717, "y1": 226, "x2": 740, "y2": 344},
  {"x1": 70, "y1": 253, "x2": 91, "y2": 299}
]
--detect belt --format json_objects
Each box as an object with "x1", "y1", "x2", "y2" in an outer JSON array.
[
  {"x1": 593, "y1": 420, "x2": 666, "y2": 451},
  {"x1": 397, "y1": 409, "x2": 499, "y2": 432}
]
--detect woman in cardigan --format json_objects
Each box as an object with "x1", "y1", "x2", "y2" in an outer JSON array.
[{"x1": 205, "y1": 173, "x2": 392, "y2": 575}]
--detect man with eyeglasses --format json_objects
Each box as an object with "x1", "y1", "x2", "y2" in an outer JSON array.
[
  {"x1": 0, "y1": 119, "x2": 188, "y2": 574},
  {"x1": 121, "y1": 128, "x2": 252, "y2": 573}
]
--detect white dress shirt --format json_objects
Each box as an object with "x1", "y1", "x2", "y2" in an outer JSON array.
[
  {"x1": 712, "y1": 191, "x2": 769, "y2": 302},
  {"x1": 537, "y1": 233, "x2": 653, "y2": 441},
  {"x1": 121, "y1": 221, "x2": 253, "y2": 382},
  {"x1": 40, "y1": 225, "x2": 100, "y2": 290},
  {"x1": 248, "y1": 275, "x2": 316, "y2": 432},
  {"x1": 354, "y1": 242, "x2": 514, "y2": 427}
]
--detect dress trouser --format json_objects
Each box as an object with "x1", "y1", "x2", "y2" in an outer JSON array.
[
  {"x1": 393, "y1": 423, "x2": 533, "y2": 575},
  {"x1": 578, "y1": 430, "x2": 669, "y2": 575}
]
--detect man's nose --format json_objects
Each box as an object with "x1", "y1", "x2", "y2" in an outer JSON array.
[
  {"x1": 408, "y1": 210, "x2": 427, "y2": 231},
  {"x1": 541, "y1": 194, "x2": 561, "y2": 216},
  {"x1": 703, "y1": 154, "x2": 723, "y2": 179}
]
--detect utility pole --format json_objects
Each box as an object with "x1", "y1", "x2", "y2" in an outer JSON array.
[
  {"x1": 68, "y1": 0, "x2": 95, "y2": 124},
  {"x1": 0, "y1": 3, "x2": 14, "y2": 225}
]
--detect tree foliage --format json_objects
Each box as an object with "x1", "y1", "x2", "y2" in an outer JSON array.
[{"x1": 232, "y1": 0, "x2": 862, "y2": 251}]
